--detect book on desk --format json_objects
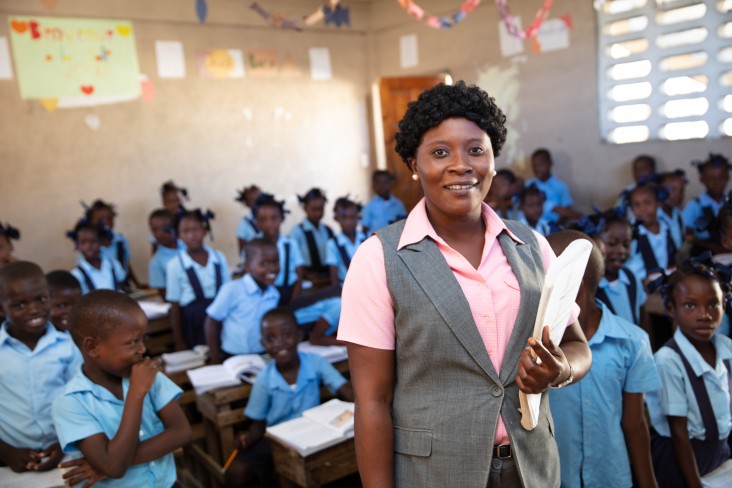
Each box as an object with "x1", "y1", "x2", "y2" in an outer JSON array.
[{"x1": 187, "y1": 354, "x2": 266, "y2": 394}]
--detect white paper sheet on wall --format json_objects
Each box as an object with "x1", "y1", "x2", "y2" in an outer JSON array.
[
  {"x1": 155, "y1": 41, "x2": 186, "y2": 79},
  {"x1": 498, "y1": 18, "x2": 524, "y2": 58},
  {"x1": 309, "y1": 47, "x2": 332, "y2": 81},
  {"x1": 400, "y1": 34, "x2": 418, "y2": 69},
  {"x1": 0, "y1": 37, "x2": 14, "y2": 80},
  {"x1": 537, "y1": 19, "x2": 570, "y2": 53}
]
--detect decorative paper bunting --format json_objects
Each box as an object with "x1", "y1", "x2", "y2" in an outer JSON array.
[
  {"x1": 495, "y1": 0, "x2": 553, "y2": 40},
  {"x1": 396, "y1": 0, "x2": 481, "y2": 30},
  {"x1": 304, "y1": 1, "x2": 350, "y2": 27},
  {"x1": 196, "y1": 0, "x2": 208, "y2": 23},
  {"x1": 250, "y1": 2, "x2": 302, "y2": 31}
]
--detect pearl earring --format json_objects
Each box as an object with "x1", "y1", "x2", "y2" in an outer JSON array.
[
  {"x1": 412, "y1": 174, "x2": 419, "y2": 181},
  {"x1": 492, "y1": 170, "x2": 497, "y2": 176}
]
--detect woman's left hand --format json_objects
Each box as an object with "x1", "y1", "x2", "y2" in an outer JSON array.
[{"x1": 515, "y1": 326, "x2": 570, "y2": 394}]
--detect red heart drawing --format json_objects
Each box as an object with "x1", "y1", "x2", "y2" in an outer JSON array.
[
  {"x1": 10, "y1": 20, "x2": 28, "y2": 34},
  {"x1": 80, "y1": 85, "x2": 94, "y2": 95}
]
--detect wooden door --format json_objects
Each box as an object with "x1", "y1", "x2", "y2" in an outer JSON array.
[{"x1": 378, "y1": 76, "x2": 446, "y2": 212}]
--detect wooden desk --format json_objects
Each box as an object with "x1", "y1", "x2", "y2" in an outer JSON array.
[{"x1": 266, "y1": 435, "x2": 357, "y2": 488}]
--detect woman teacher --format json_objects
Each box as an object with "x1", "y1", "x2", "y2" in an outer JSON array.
[{"x1": 337, "y1": 81, "x2": 592, "y2": 487}]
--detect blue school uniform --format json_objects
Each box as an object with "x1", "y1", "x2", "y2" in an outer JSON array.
[
  {"x1": 244, "y1": 352, "x2": 346, "y2": 427},
  {"x1": 646, "y1": 329, "x2": 732, "y2": 484},
  {"x1": 683, "y1": 192, "x2": 724, "y2": 240},
  {"x1": 658, "y1": 207, "x2": 684, "y2": 249},
  {"x1": 325, "y1": 230, "x2": 366, "y2": 286},
  {"x1": 293, "y1": 297, "x2": 342, "y2": 333},
  {"x1": 549, "y1": 302, "x2": 660, "y2": 488},
  {"x1": 360, "y1": 194, "x2": 407, "y2": 233},
  {"x1": 516, "y1": 213, "x2": 552, "y2": 237},
  {"x1": 52, "y1": 372, "x2": 181, "y2": 488},
  {"x1": 289, "y1": 220, "x2": 335, "y2": 273},
  {"x1": 524, "y1": 175, "x2": 573, "y2": 223},
  {"x1": 148, "y1": 240, "x2": 186, "y2": 290},
  {"x1": 626, "y1": 220, "x2": 677, "y2": 279},
  {"x1": 166, "y1": 246, "x2": 229, "y2": 348},
  {"x1": 71, "y1": 254, "x2": 126, "y2": 295},
  {"x1": 615, "y1": 182, "x2": 637, "y2": 219},
  {"x1": 596, "y1": 267, "x2": 646, "y2": 325},
  {"x1": 100, "y1": 231, "x2": 132, "y2": 275},
  {"x1": 236, "y1": 214, "x2": 258, "y2": 243},
  {"x1": 205, "y1": 274, "x2": 280, "y2": 355}
]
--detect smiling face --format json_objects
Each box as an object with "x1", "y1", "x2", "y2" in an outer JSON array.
[
  {"x1": 88, "y1": 306, "x2": 148, "y2": 378},
  {"x1": 49, "y1": 287, "x2": 82, "y2": 332},
  {"x1": 260, "y1": 313, "x2": 301, "y2": 368},
  {"x1": 1, "y1": 274, "x2": 51, "y2": 339},
  {"x1": 599, "y1": 221, "x2": 632, "y2": 278},
  {"x1": 246, "y1": 245, "x2": 280, "y2": 288},
  {"x1": 409, "y1": 118, "x2": 494, "y2": 224},
  {"x1": 669, "y1": 275, "x2": 724, "y2": 345}
]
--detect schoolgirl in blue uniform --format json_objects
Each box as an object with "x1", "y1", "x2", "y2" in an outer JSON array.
[
  {"x1": 235, "y1": 185, "x2": 261, "y2": 254},
  {"x1": 615, "y1": 154, "x2": 658, "y2": 220},
  {"x1": 289, "y1": 188, "x2": 335, "y2": 280},
  {"x1": 0, "y1": 221, "x2": 20, "y2": 270},
  {"x1": 67, "y1": 219, "x2": 126, "y2": 295},
  {"x1": 325, "y1": 196, "x2": 366, "y2": 288},
  {"x1": 683, "y1": 153, "x2": 731, "y2": 255},
  {"x1": 160, "y1": 180, "x2": 189, "y2": 215},
  {"x1": 658, "y1": 170, "x2": 687, "y2": 250},
  {"x1": 166, "y1": 209, "x2": 229, "y2": 350},
  {"x1": 147, "y1": 209, "x2": 186, "y2": 298},
  {"x1": 645, "y1": 257, "x2": 732, "y2": 487}
]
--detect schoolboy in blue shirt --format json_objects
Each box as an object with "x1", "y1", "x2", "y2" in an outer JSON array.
[
  {"x1": 325, "y1": 197, "x2": 366, "y2": 288},
  {"x1": 46, "y1": 270, "x2": 82, "y2": 333},
  {"x1": 525, "y1": 148, "x2": 580, "y2": 224},
  {"x1": 683, "y1": 153, "x2": 730, "y2": 255},
  {"x1": 360, "y1": 170, "x2": 407, "y2": 233},
  {"x1": 547, "y1": 232, "x2": 660, "y2": 488},
  {"x1": 68, "y1": 220, "x2": 127, "y2": 295},
  {"x1": 225, "y1": 307, "x2": 354, "y2": 488},
  {"x1": 517, "y1": 184, "x2": 552, "y2": 236},
  {"x1": 0, "y1": 262, "x2": 82, "y2": 475},
  {"x1": 52, "y1": 290, "x2": 191, "y2": 487},
  {"x1": 147, "y1": 209, "x2": 186, "y2": 298}
]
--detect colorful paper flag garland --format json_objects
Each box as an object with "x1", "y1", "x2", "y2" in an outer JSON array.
[
  {"x1": 196, "y1": 0, "x2": 208, "y2": 23},
  {"x1": 396, "y1": 0, "x2": 481, "y2": 30},
  {"x1": 250, "y1": 1, "x2": 350, "y2": 31},
  {"x1": 495, "y1": 0, "x2": 553, "y2": 40}
]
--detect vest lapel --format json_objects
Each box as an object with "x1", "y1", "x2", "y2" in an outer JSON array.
[{"x1": 398, "y1": 238, "x2": 500, "y2": 383}]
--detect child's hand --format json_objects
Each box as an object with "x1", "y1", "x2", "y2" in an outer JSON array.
[
  {"x1": 236, "y1": 432, "x2": 252, "y2": 451},
  {"x1": 515, "y1": 326, "x2": 569, "y2": 394},
  {"x1": 129, "y1": 357, "x2": 160, "y2": 397},
  {"x1": 60, "y1": 457, "x2": 107, "y2": 487},
  {"x1": 3, "y1": 446, "x2": 43, "y2": 472},
  {"x1": 28, "y1": 442, "x2": 64, "y2": 471}
]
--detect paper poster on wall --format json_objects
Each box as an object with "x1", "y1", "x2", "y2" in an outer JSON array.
[
  {"x1": 0, "y1": 37, "x2": 13, "y2": 79},
  {"x1": 400, "y1": 34, "x2": 418, "y2": 69},
  {"x1": 198, "y1": 49, "x2": 245, "y2": 78},
  {"x1": 280, "y1": 52, "x2": 303, "y2": 77},
  {"x1": 498, "y1": 18, "x2": 524, "y2": 58},
  {"x1": 536, "y1": 19, "x2": 570, "y2": 53},
  {"x1": 246, "y1": 48, "x2": 278, "y2": 76},
  {"x1": 8, "y1": 16, "x2": 140, "y2": 99},
  {"x1": 155, "y1": 41, "x2": 186, "y2": 79},
  {"x1": 309, "y1": 47, "x2": 331, "y2": 81}
]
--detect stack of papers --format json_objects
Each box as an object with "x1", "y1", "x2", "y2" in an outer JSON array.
[
  {"x1": 298, "y1": 342, "x2": 347, "y2": 363},
  {"x1": 138, "y1": 300, "x2": 172, "y2": 320},
  {"x1": 161, "y1": 348, "x2": 207, "y2": 373},
  {"x1": 266, "y1": 399, "x2": 354, "y2": 457},
  {"x1": 187, "y1": 354, "x2": 266, "y2": 394}
]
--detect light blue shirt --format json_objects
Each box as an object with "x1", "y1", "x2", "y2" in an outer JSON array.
[
  {"x1": 325, "y1": 231, "x2": 366, "y2": 286},
  {"x1": 236, "y1": 214, "x2": 257, "y2": 242},
  {"x1": 148, "y1": 240, "x2": 186, "y2": 290},
  {"x1": 683, "y1": 192, "x2": 724, "y2": 240},
  {"x1": 626, "y1": 219, "x2": 674, "y2": 279},
  {"x1": 360, "y1": 195, "x2": 407, "y2": 233},
  {"x1": 517, "y1": 213, "x2": 552, "y2": 237},
  {"x1": 250, "y1": 234, "x2": 303, "y2": 288},
  {"x1": 658, "y1": 207, "x2": 684, "y2": 249},
  {"x1": 525, "y1": 175, "x2": 573, "y2": 223},
  {"x1": 646, "y1": 328, "x2": 732, "y2": 440},
  {"x1": 549, "y1": 302, "x2": 660, "y2": 488},
  {"x1": 615, "y1": 182, "x2": 637, "y2": 219},
  {"x1": 293, "y1": 297, "x2": 342, "y2": 333},
  {"x1": 52, "y1": 372, "x2": 181, "y2": 488},
  {"x1": 597, "y1": 268, "x2": 646, "y2": 325},
  {"x1": 165, "y1": 246, "x2": 229, "y2": 307},
  {"x1": 206, "y1": 274, "x2": 280, "y2": 355},
  {"x1": 289, "y1": 220, "x2": 334, "y2": 268},
  {"x1": 71, "y1": 254, "x2": 126, "y2": 295},
  {"x1": 245, "y1": 352, "x2": 346, "y2": 426},
  {"x1": 0, "y1": 322, "x2": 82, "y2": 449},
  {"x1": 100, "y1": 231, "x2": 131, "y2": 274}
]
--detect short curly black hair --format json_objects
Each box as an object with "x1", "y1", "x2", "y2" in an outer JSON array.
[{"x1": 394, "y1": 81, "x2": 507, "y2": 169}]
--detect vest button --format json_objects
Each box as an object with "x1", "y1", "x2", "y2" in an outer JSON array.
[{"x1": 490, "y1": 385, "x2": 503, "y2": 397}]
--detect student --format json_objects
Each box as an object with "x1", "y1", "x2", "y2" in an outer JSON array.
[
  {"x1": 360, "y1": 170, "x2": 407, "y2": 233},
  {"x1": 225, "y1": 307, "x2": 354, "y2": 488},
  {"x1": 289, "y1": 188, "x2": 335, "y2": 280},
  {"x1": 658, "y1": 170, "x2": 688, "y2": 250},
  {"x1": 235, "y1": 185, "x2": 261, "y2": 253},
  {"x1": 547, "y1": 231, "x2": 659, "y2": 488},
  {"x1": 0, "y1": 262, "x2": 82, "y2": 476},
  {"x1": 205, "y1": 238, "x2": 280, "y2": 364},
  {"x1": 46, "y1": 270, "x2": 82, "y2": 333},
  {"x1": 0, "y1": 222, "x2": 20, "y2": 270},
  {"x1": 716, "y1": 198, "x2": 732, "y2": 264},
  {"x1": 325, "y1": 196, "x2": 366, "y2": 288},
  {"x1": 616, "y1": 155, "x2": 658, "y2": 216},
  {"x1": 684, "y1": 153, "x2": 731, "y2": 255},
  {"x1": 166, "y1": 209, "x2": 229, "y2": 350},
  {"x1": 645, "y1": 258, "x2": 732, "y2": 487},
  {"x1": 626, "y1": 183, "x2": 678, "y2": 281},
  {"x1": 148, "y1": 209, "x2": 186, "y2": 299},
  {"x1": 85, "y1": 199, "x2": 143, "y2": 289},
  {"x1": 160, "y1": 180, "x2": 189, "y2": 215},
  {"x1": 525, "y1": 148, "x2": 580, "y2": 224},
  {"x1": 486, "y1": 168, "x2": 520, "y2": 220},
  {"x1": 52, "y1": 290, "x2": 191, "y2": 487},
  {"x1": 68, "y1": 219, "x2": 127, "y2": 295},
  {"x1": 517, "y1": 184, "x2": 552, "y2": 236}
]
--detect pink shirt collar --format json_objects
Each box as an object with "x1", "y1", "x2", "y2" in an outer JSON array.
[{"x1": 397, "y1": 198, "x2": 525, "y2": 251}]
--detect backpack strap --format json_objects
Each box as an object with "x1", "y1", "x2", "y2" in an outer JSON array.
[
  {"x1": 636, "y1": 233, "x2": 660, "y2": 271},
  {"x1": 622, "y1": 267, "x2": 639, "y2": 324},
  {"x1": 301, "y1": 224, "x2": 324, "y2": 271}
]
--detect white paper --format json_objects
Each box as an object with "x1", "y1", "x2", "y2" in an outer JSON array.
[
  {"x1": 298, "y1": 341, "x2": 347, "y2": 363},
  {"x1": 155, "y1": 41, "x2": 186, "y2": 79},
  {"x1": 302, "y1": 399, "x2": 355, "y2": 435},
  {"x1": 137, "y1": 300, "x2": 172, "y2": 320},
  {"x1": 0, "y1": 465, "x2": 66, "y2": 487},
  {"x1": 399, "y1": 34, "x2": 418, "y2": 69},
  {"x1": 498, "y1": 18, "x2": 524, "y2": 58},
  {"x1": 227, "y1": 49, "x2": 245, "y2": 78},
  {"x1": 309, "y1": 47, "x2": 332, "y2": 81},
  {"x1": 0, "y1": 37, "x2": 14, "y2": 80},
  {"x1": 267, "y1": 417, "x2": 345, "y2": 456},
  {"x1": 703, "y1": 459, "x2": 732, "y2": 487},
  {"x1": 536, "y1": 18, "x2": 570, "y2": 53}
]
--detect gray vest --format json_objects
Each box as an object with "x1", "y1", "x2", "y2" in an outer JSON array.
[{"x1": 376, "y1": 220, "x2": 560, "y2": 487}]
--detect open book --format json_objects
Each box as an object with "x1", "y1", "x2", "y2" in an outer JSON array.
[
  {"x1": 519, "y1": 239, "x2": 592, "y2": 430},
  {"x1": 161, "y1": 346, "x2": 208, "y2": 373},
  {"x1": 266, "y1": 399, "x2": 355, "y2": 457},
  {"x1": 297, "y1": 342, "x2": 348, "y2": 363},
  {"x1": 187, "y1": 354, "x2": 266, "y2": 394}
]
